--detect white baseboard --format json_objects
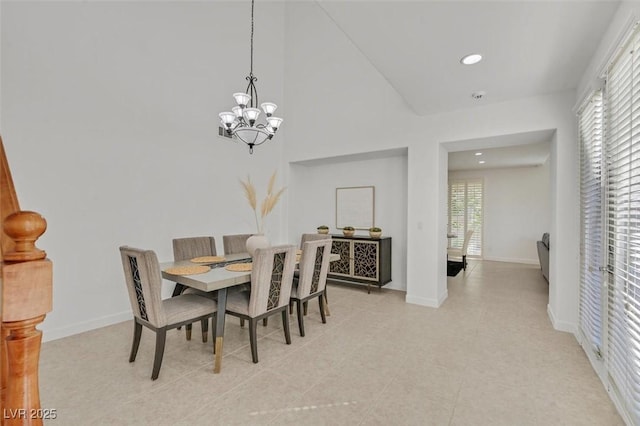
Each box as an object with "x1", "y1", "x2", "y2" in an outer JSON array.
[
  {"x1": 406, "y1": 290, "x2": 448, "y2": 308},
  {"x1": 483, "y1": 256, "x2": 540, "y2": 265},
  {"x1": 547, "y1": 304, "x2": 577, "y2": 334},
  {"x1": 41, "y1": 310, "x2": 132, "y2": 342}
]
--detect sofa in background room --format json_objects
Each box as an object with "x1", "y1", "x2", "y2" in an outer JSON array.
[{"x1": 537, "y1": 232, "x2": 549, "y2": 282}]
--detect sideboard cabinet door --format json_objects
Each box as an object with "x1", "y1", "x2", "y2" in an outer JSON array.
[{"x1": 328, "y1": 235, "x2": 391, "y2": 293}]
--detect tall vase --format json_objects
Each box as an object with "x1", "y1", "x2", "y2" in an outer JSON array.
[{"x1": 246, "y1": 234, "x2": 270, "y2": 257}]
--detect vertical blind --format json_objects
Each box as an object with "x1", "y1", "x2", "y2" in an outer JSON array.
[
  {"x1": 448, "y1": 179, "x2": 483, "y2": 256},
  {"x1": 605, "y1": 27, "x2": 640, "y2": 424},
  {"x1": 578, "y1": 90, "x2": 604, "y2": 358}
]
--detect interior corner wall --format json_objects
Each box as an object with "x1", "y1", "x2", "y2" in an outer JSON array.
[
  {"x1": 448, "y1": 162, "x2": 551, "y2": 264},
  {"x1": 283, "y1": 1, "x2": 580, "y2": 329},
  {"x1": 413, "y1": 93, "x2": 578, "y2": 331},
  {"x1": 282, "y1": 1, "x2": 417, "y2": 163},
  {"x1": 288, "y1": 154, "x2": 408, "y2": 291},
  {"x1": 1, "y1": 1, "x2": 286, "y2": 340}
]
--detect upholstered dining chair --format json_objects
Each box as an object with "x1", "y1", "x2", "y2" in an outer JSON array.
[
  {"x1": 119, "y1": 246, "x2": 217, "y2": 380},
  {"x1": 222, "y1": 233, "x2": 254, "y2": 327},
  {"x1": 172, "y1": 236, "x2": 217, "y2": 341},
  {"x1": 297, "y1": 233, "x2": 332, "y2": 316},
  {"x1": 223, "y1": 233, "x2": 252, "y2": 255},
  {"x1": 447, "y1": 229, "x2": 474, "y2": 270},
  {"x1": 171, "y1": 236, "x2": 217, "y2": 297},
  {"x1": 299, "y1": 233, "x2": 331, "y2": 249},
  {"x1": 290, "y1": 239, "x2": 332, "y2": 337},
  {"x1": 224, "y1": 245, "x2": 297, "y2": 363}
]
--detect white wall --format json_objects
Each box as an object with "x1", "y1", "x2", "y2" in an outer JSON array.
[
  {"x1": 283, "y1": 2, "x2": 416, "y2": 163},
  {"x1": 284, "y1": 1, "x2": 578, "y2": 331},
  {"x1": 449, "y1": 162, "x2": 551, "y2": 264},
  {"x1": 288, "y1": 151, "x2": 408, "y2": 291},
  {"x1": 1, "y1": 1, "x2": 286, "y2": 340},
  {"x1": 1, "y1": 0, "x2": 586, "y2": 340}
]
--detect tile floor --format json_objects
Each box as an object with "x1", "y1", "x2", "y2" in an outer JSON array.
[{"x1": 39, "y1": 261, "x2": 624, "y2": 425}]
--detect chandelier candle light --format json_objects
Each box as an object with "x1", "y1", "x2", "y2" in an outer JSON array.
[{"x1": 219, "y1": 0, "x2": 283, "y2": 154}]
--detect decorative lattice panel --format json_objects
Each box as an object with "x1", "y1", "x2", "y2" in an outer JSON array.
[
  {"x1": 128, "y1": 255, "x2": 148, "y2": 321},
  {"x1": 267, "y1": 252, "x2": 285, "y2": 311},
  {"x1": 310, "y1": 246, "x2": 323, "y2": 294},
  {"x1": 330, "y1": 240, "x2": 351, "y2": 275},
  {"x1": 353, "y1": 241, "x2": 378, "y2": 281}
]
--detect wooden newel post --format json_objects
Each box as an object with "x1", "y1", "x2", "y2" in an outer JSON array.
[{"x1": 1, "y1": 211, "x2": 52, "y2": 426}]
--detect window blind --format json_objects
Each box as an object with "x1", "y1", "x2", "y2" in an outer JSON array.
[
  {"x1": 605, "y1": 27, "x2": 640, "y2": 424},
  {"x1": 578, "y1": 90, "x2": 604, "y2": 357},
  {"x1": 466, "y1": 180, "x2": 483, "y2": 256},
  {"x1": 448, "y1": 179, "x2": 483, "y2": 257}
]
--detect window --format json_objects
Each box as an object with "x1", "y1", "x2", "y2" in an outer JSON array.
[
  {"x1": 448, "y1": 179, "x2": 483, "y2": 257},
  {"x1": 578, "y1": 90, "x2": 604, "y2": 358},
  {"x1": 604, "y1": 29, "x2": 640, "y2": 423}
]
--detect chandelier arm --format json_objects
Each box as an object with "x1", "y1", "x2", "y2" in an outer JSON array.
[{"x1": 245, "y1": 75, "x2": 259, "y2": 108}]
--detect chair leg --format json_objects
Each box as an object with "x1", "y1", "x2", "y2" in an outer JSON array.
[
  {"x1": 289, "y1": 299, "x2": 294, "y2": 314},
  {"x1": 151, "y1": 328, "x2": 167, "y2": 380},
  {"x1": 201, "y1": 318, "x2": 208, "y2": 343},
  {"x1": 185, "y1": 323, "x2": 192, "y2": 341},
  {"x1": 296, "y1": 300, "x2": 305, "y2": 337},
  {"x1": 303, "y1": 301, "x2": 308, "y2": 316},
  {"x1": 129, "y1": 320, "x2": 143, "y2": 362},
  {"x1": 240, "y1": 318, "x2": 245, "y2": 328},
  {"x1": 263, "y1": 318, "x2": 268, "y2": 327},
  {"x1": 319, "y1": 293, "x2": 327, "y2": 324},
  {"x1": 249, "y1": 318, "x2": 259, "y2": 363},
  {"x1": 282, "y1": 310, "x2": 292, "y2": 345},
  {"x1": 463, "y1": 255, "x2": 467, "y2": 270}
]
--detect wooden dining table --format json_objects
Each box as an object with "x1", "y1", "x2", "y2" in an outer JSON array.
[{"x1": 160, "y1": 251, "x2": 339, "y2": 374}]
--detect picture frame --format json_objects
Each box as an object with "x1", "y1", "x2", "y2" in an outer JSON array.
[{"x1": 335, "y1": 186, "x2": 375, "y2": 230}]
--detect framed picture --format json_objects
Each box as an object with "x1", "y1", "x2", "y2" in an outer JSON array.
[{"x1": 335, "y1": 186, "x2": 375, "y2": 230}]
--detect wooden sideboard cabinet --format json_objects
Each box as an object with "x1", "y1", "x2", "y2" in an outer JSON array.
[{"x1": 328, "y1": 234, "x2": 392, "y2": 293}]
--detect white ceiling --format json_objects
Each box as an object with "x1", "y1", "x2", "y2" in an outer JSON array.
[{"x1": 317, "y1": 0, "x2": 620, "y2": 116}]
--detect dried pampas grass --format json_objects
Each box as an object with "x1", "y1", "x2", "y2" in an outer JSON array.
[{"x1": 240, "y1": 171, "x2": 286, "y2": 234}]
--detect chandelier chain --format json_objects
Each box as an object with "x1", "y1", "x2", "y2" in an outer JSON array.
[{"x1": 250, "y1": 0, "x2": 254, "y2": 77}]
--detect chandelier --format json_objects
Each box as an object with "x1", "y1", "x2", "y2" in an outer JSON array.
[{"x1": 219, "y1": 0, "x2": 283, "y2": 154}]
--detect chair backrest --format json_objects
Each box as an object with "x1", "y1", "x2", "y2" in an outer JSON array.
[
  {"x1": 119, "y1": 246, "x2": 166, "y2": 327},
  {"x1": 248, "y1": 245, "x2": 296, "y2": 317},
  {"x1": 223, "y1": 234, "x2": 252, "y2": 255},
  {"x1": 297, "y1": 239, "x2": 333, "y2": 299},
  {"x1": 461, "y1": 230, "x2": 474, "y2": 255},
  {"x1": 299, "y1": 233, "x2": 331, "y2": 249},
  {"x1": 172, "y1": 236, "x2": 217, "y2": 261}
]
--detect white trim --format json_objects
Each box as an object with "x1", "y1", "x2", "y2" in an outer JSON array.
[
  {"x1": 405, "y1": 290, "x2": 447, "y2": 308},
  {"x1": 574, "y1": 86, "x2": 605, "y2": 115},
  {"x1": 547, "y1": 304, "x2": 577, "y2": 334},
  {"x1": 482, "y1": 256, "x2": 539, "y2": 265},
  {"x1": 577, "y1": 327, "x2": 605, "y2": 382},
  {"x1": 598, "y1": 12, "x2": 639, "y2": 79},
  {"x1": 576, "y1": 329, "x2": 635, "y2": 426},
  {"x1": 42, "y1": 310, "x2": 132, "y2": 342}
]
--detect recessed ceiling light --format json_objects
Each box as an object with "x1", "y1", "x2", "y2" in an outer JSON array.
[
  {"x1": 461, "y1": 53, "x2": 483, "y2": 65},
  {"x1": 475, "y1": 152, "x2": 483, "y2": 156},
  {"x1": 479, "y1": 160, "x2": 486, "y2": 164}
]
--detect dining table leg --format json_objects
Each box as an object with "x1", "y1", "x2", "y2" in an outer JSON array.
[
  {"x1": 323, "y1": 293, "x2": 331, "y2": 316},
  {"x1": 214, "y1": 288, "x2": 227, "y2": 374}
]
